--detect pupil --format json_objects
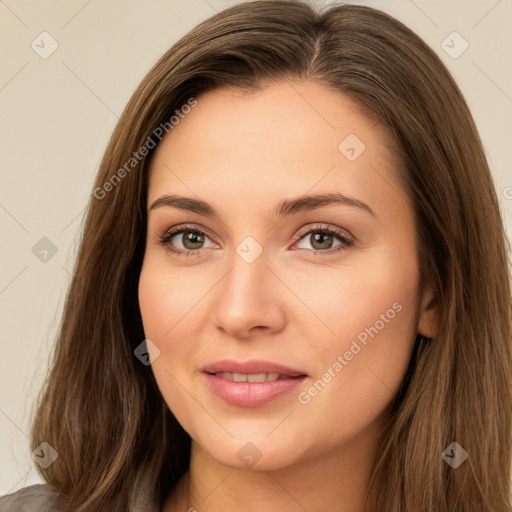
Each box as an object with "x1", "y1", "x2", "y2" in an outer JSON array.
[
  {"x1": 184, "y1": 231, "x2": 204, "y2": 249},
  {"x1": 312, "y1": 232, "x2": 332, "y2": 250}
]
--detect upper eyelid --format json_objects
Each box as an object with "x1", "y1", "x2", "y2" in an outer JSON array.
[
  {"x1": 295, "y1": 223, "x2": 353, "y2": 240},
  {"x1": 160, "y1": 224, "x2": 218, "y2": 245}
]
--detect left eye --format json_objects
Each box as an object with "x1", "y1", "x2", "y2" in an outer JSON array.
[
  {"x1": 293, "y1": 227, "x2": 353, "y2": 252},
  {"x1": 158, "y1": 224, "x2": 354, "y2": 256}
]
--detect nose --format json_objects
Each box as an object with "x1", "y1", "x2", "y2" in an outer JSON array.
[{"x1": 210, "y1": 247, "x2": 286, "y2": 340}]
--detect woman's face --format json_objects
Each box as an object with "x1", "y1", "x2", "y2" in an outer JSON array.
[{"x1": 138, "y1": 81, "x2": 436, "y2": 470}]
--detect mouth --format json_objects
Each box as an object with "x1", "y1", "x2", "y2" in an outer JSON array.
[
  {"x1": 209, "y1": 372, "x2": 299, "y2": 382},
  {"x1": 202, "y1": 359, "x2": 308, "y2": 407}
]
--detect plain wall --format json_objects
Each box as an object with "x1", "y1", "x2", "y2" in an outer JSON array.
[{"x1": 1, "y1": 0, "x2": 511, "y2": 494}]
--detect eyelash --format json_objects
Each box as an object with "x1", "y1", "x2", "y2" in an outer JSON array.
[{"x1": 157, "y1": 223, "x2": 355, "y2": 258}]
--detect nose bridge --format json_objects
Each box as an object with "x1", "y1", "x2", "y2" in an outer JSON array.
[
  {"x1": 223, "y1": 238, "x2": 273, "y2": 308},
  {"x1": 211, "y1": 236, "x2": 285, "y2": 336}
]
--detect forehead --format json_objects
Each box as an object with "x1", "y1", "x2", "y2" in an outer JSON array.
[
  {"x1": 146, "y1": 81, "x2": 407, "y2": 218},
  {"x1": 153, "y1": 81, "x2": 380, "y2": 155}
]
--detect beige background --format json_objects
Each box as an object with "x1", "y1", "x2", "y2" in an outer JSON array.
[{"x1": 1, "y1": 0, "x2": 511, "y2": 494}]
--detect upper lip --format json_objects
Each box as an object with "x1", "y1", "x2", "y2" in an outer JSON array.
[{"x1": 203, "y1": 359, "x2": 307, "y2": 377}]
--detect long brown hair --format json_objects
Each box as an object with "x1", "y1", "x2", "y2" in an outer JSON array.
[{"x1": 29, "y1": 1, "x2": 512, "y2": 511}]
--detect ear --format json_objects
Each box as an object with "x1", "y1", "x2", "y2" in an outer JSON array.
[{"x1": 417, "y1": 281, "x2": 438, "y2": 338}]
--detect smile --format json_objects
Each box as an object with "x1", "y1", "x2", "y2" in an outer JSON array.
[{"x1": 212, "y1": 372, "x2": 295, "y2": 382}]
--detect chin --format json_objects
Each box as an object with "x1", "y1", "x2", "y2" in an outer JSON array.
[{"x1": 197, "y1": 432, "x2": 302, "y2": 471}]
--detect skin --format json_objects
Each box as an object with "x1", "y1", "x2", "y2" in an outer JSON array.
[{"x1": 138, "y1": 80, "x2": 438, "y2": 512}]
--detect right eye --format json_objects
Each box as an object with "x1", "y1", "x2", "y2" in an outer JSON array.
[{"x1": 158, "y1": 225, "x2": 217, "y2": 257}]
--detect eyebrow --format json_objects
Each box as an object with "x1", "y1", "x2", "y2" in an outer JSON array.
[{"x1": 149, "y1": 192, "x2": 377, "y2": 219}]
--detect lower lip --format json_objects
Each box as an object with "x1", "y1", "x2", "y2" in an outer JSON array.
[{"x1": 203, "y1": 373, "x2": 307, "y2": 407}]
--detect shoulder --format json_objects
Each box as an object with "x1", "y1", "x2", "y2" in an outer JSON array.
[{"x1": 0, "y1": 483, "x2": 63, "y2": 511}]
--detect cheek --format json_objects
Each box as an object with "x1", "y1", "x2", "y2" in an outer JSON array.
[
  {"x1": 138, "y1": 260, "x2": 205, "y2": 436},
  {"x1": 292, "y1": 241, "x2": 420, "y2": 417},
  {"x1": 137, "y1": 260, "x2": 203, "y2": 399},
  {"x1": 299, "y1": 214, "x2": 419, "y2": 354},
  {"x1": 138, "y1": 273, "x2": 177, "y2": 340},
  {"x1": 138, "y1": 257, "x2": 208, "y2": 343}
]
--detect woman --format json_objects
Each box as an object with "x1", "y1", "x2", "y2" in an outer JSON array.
[{"x1": 1, "y1": 1, "x2": 510, "y2": 511}]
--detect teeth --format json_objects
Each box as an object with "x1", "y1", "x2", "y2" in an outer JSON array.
[
  {"x1": 248, "y1": 373, "x2": 268, "y2": 383},
  {"x1": 215, "y1": 372, "x2": 282, "y2": 382}
]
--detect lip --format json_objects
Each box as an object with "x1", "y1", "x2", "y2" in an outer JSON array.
[
  {"x1": 202, "y1": 359, "x2": 307, "y2": 377},
  {"x1": 202, "y1": 359, "x2": 308, "y2": 407}
]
